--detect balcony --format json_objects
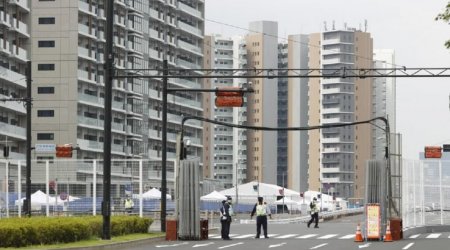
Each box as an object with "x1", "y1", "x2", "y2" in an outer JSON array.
[
  {"x1": 78, "y1": 70, "x2": 97, "y2": 84},
  {"x1": 0, "y1": 38, "x2": 10, "y2": 55},
  {"x1": 322, "y1": 117, "x2": 341, "y2": 124},
  {"x1": 10, "y1": 45, "x2": 28, "y2": 62},
  {"x1": 322, "y1": 88, "x2": 341, "y2": 95},
  {"x1": 10, "y1": 18, "x2": 29, "y2": 37},
  {"x1": 114, "y1": 14, "x2": 126, "y2": 27},
  {"x1": 78, "y1": 0, "x2": 97, "y2": 16},
  {"x1": 9, "y1": 0, "x2": 30, "y2": 12},
  {"x1": 0, "y1": 94, "x2": 26, "y2": 113},
  {"x1": 321, "y1": 177, "x2": 341, "y2": 183},
  {"x1": 178, "y1": 21, "x2": 202, "y2": 37},
  {"x1": 0, "y1": 11, "x2": 10, "y2": 28},
  {"x1": 322, "y1": 107, "x2": 341, "y2": 114},
  {"x1": 177, "y1": 58, "x2": 200, "y2": 70},
  {"x1": 0, "y1": 122, "x2": 26, "y2": 140},
  {"x1": 178, "y1": 39, "x2": 202, "y2": 55},
  {"x1": 78, "y1": 47, "x2": 96, "y2": 62},
  {"x1": 322, "y1": 137, "x2": 341, "y2": 143},
  {"x1": 178, "y1": 2, "x2": 202, "y2": 19},
  {"x1": 173, "y1": 78, "x2": 201, "y2": 89},
  {"x1": 322, "y1": 147, "x2": 341, "y2": 153},
  {"x1": 0, "y1": 67, "x2": 26, "y2": 88},
  {"x1": 77, "y1": 138, "x2": 125, "y2": 154},
  {"x1": 78, "y1": 24, "x2": 96, "y2": 39},
  {"x1": 149, "y1": 48, "x2": 162, "y2": 61},
  {"x1": 321, "y1": 167, "x2": 341, "y2": 173}
]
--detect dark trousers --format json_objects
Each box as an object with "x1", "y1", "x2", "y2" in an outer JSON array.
[
  {"x1": 221, "y1": 218, "x2": 231, "y2": 239},
  {"x1": 308, "y1": 212, "x2": 319, "y2": 227},
  {"x1": 256, "y1": 215, "x2": 268, "y2": 237}
]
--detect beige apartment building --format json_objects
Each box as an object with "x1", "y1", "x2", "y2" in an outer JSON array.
[{"x1": 288, "y1": 28, "x2": 374, "y2": 199}]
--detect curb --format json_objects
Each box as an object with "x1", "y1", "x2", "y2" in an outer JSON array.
[{"x1": 59, "y1": 236, "x2": 166, "y2": 250}]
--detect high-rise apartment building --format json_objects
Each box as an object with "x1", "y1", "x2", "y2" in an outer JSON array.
[
  {"x1": 287, "y1": 34, "x2": 309, "y2": 193},
  {"x1": 0, "y1": 0, "x2": 30, "y2": 160},
  {"x1": 245, "y1": 21, "x2": 278, "y2": 184},
  {"x1": 202, "y1": 34, "x2": 247, "y2": 189},
  {"x1": 288, "y1": 27, "x2": 377, "y2": 199},
  {"x1": 277, "y1": 43, "x2": 288, "y2": 187},
  {"x1": 30, "y1": 0, "x2": 205, "y2": 189},
  {"x1": 373, "y1": 49, "x2": 396, "y2": 160}
]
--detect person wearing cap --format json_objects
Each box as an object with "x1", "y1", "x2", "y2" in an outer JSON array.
[
  {"x1": 307, "y1": 197, "x2": 320, "y2": 228},
  {"x1": 250, "y1": 196, "x2": 272, "y2": 238},
  {"x1": 219, "y1": 196, "x2": 234, "y2": 240}
]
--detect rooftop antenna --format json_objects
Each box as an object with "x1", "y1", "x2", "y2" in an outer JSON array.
[
  {"x1": 344, "y1": 22, "x2": 347, "y2": 30},
  {"x1": 332, "y1": 20, "x2": 335, "y2": 30},
  {"x1": 323, "y1": 21, "x2": 327, "y2": 31},
  {"x1": 359, "y1": 23, "x2": 362, "y2": 31},
  {"x1": 364, "y1": 19, "x2": 368, "y2": 32}
]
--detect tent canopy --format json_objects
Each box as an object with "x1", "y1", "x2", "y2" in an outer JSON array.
[
  {"x1": 201, "y1": 190, "x2": 227, "y2": 201},
  {"x1": 134, "y1": 188, "x2": 172, "y2": 199}
]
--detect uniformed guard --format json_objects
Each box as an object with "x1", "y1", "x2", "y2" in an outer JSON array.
[
  {"x1": 124, "y1": 197, "x2": 134, "y2": 214},
  {"x1": 250, "y1": 196, "x2": 272, "y2": 238},
  {"x1": 307, "y1": 197, "x2": 320, "y2": 228}
]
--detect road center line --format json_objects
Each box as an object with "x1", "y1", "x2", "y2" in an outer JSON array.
[
  {"x1": 403, "y1": 243, "x2": 414, "y2": 249},
  {"x1": 409, "y1": 234, "x2": 420, "y2": 239},
  {"x1": 310, "y1": 243, "x2": 328, "y2": 249}
]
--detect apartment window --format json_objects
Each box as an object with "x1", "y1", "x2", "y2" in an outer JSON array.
[
  {"x1": 37, "y1": 110, "x2": 54, "y2": 117},
  {"x1": 38, "y1": 87, "x2": 54, "y2": 94},
  {"x1": 38, "y1": 40, "x2": 55, "y2": 47},
  {"x1": 37, "y1": 133, "x2": 54, "y2": 140},
  {"x1": 38, "y1": 64, "x2": 55, "y2": 71},
  {"x1": 38, "y1": 17, "x2": 55, "y2": 24}
]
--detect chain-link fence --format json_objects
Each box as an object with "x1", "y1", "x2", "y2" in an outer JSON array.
[
  {"x1": 0, "y1": 159, "x2": 176, "y2": 219},
  {"x1": 402, "y1": 159, "x2": 450, "y2": 228}
]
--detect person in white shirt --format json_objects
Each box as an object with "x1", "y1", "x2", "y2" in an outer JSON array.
[{"x1": 307, "y1": 197, "x2": 320, "y2": 228}]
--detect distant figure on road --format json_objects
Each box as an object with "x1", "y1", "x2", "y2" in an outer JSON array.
[
  {"x1": 251, "y1": 196, "x2": 272, "y2": 238},
  {"x1": 307, "y1": 197, "x2": 320, "y2": 228},
  {"x1": 220, "y1": 196, "x2": 234, "y2": 240},
  {"x1": 124, "y1": 197, "x2": 134, "y2": 214}
]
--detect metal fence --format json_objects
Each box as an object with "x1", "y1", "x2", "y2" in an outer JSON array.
[
  {"x1": 0, "y1": 159, "x2": 176, "y2": 219},
  {"x1": 402, "y1": 159, "x2": 450, "y2": 228}
]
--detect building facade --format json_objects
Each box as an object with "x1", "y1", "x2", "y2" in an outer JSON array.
[{"x1": 30, "y1": 0, "x2": 205, "y2": 193}]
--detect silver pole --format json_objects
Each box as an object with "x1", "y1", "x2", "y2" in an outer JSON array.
[
  {"x1": 18, "y1": 161, "x2": 21, "y2": 217},
  {"x1": 139, "y1": 160, "x2": 143, "y2": 218},
  {"x1": 93, "y1": 160, "x2": 97, "y2": 216}
]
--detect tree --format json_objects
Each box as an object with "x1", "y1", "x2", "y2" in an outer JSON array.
[{"x1": 436, "y1": 1, "x2": 450, "y2": 48}]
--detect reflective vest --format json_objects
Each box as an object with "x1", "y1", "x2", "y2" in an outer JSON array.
[
  {"x1": 125, "y1": 199, "x2": 134, "y2": 209},
  {"x1": 256, "y1": 204, "x2": 267, "y2": 216}
]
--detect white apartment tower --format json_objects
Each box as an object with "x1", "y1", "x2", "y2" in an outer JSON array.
[
  {"x1": 202, "y1": 35, "x2": 247, "y2": 189},
  {"x1": 31, "y1": 0, "x2": 205, "y2": 180},
  {"x1": 0, "y1": 0, "x2": 30, "y2": 160}
]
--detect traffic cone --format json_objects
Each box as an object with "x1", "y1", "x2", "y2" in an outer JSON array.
[
  {"x1": 354, "y1": 223, "x2": 364, "y2": 242},
  {"x1": 384, "y1": 221, "x2": 393, "y2": 242}
]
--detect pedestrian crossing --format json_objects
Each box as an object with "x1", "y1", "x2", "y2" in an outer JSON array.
[
  {"x1": 209, "y1": 232, "x2": 450, "y2": 240},
  {"x1": 209, "y1": 233, "x2": 355, "y2": 240}
]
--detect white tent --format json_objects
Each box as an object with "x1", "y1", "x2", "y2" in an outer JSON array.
[
  {"x1": 135, "y1": 188, "x2": 172, "y2": 199},
  {"x1": 201, "y1": 191, "x2": 227, "y2": 201},
  {"x1": 218, "y1": 181, "x2": 301, "y2": 204},
  {"x1": 15, "y1": 190, "x2": 67, "y2": 206}
]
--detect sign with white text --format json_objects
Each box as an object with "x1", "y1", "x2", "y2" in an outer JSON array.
[{"x1": 35, "y1": 144, "x2": 56, "y2": 153}]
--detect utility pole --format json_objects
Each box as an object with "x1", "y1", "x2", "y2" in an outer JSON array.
[
  {"x1": 161, "y1": 59, "x2": 168, "y2": 232},
  {"x1": 102, "y1": 0, "x2": 114, "y2": 240},
  {"x1": 25, "y1": 60, "x2": 31, "y2": 217}
]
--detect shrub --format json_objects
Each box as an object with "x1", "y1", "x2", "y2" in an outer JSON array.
[{"x1": 0, "y1": 216, "x2": 152, "y2": 248}]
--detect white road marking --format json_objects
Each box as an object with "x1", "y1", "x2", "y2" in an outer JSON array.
[
  {"x1": 192, "y1": 242, "x2": 214, "y2": 248},
  {"x1": 268, "y1": 234, "x2": 279, "y2": 237},
  {"x1": 211, "y1": 234, "x2": 238, "y2": 239},
  {"x1": 217, "y1": 242, "x2": 244, "y2": 249},
  {"x1": 409, "y1": 234, "x2": 420, "y2": 239},
  {"x1": 317, "y1": 234, "x2": 338, "y2": 239},
  {"x1": 268, "y1": 242, "x2": 287, "y2": 248},
  {"x1": 275, "y1": 234, "x2": 298, "y2": 239},
  {"x1": 233, "y1": 234, "x2": 255, "y2": 239},
  {"x1": 403, "y1": 243, "x2": 415, "y2": 249},
  {"x1": 155, "y1": 242, "x2": 189, "y2": 248},
  {"x1": 296, "y1": 234, "x2": 318, "y2": 239},
  {"x1": 209, "y1": 234, "x2": 218, "y2": 237},
  {"x1": 339, "y1": 234, "x2": 355, "y2": 239},
  {"x1": 358, "y1": 243, "x2": 371, "y2": 249},
  {"x1": 426, "y1": 233, "x2": 441, "y2": 238},
  {"x1": 310, "y1": 243, "x2": 328, "y2": 249}
]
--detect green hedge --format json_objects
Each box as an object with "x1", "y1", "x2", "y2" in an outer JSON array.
[{"x1": 0, "y1": 216, "x2": 152, "y2": 248}]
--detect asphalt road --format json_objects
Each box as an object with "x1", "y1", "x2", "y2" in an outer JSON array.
[{"x1": 128, "y1": 215, "x2": 450, "y2": 250}]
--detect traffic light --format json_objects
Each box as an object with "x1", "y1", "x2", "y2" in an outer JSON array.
[
  {"x1": 56, "y1": 144, "x2": 73, "y2": 158},
  {"x1": 215, "y1": 87, "x2": 244, "y2": 107},
  {"x1": 300, "y1": 192, "x2": 304, "y2": 198}
]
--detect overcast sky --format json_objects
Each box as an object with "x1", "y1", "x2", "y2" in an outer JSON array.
[{"x1": 205, "y1": 0, "x2": 450, "y2": 160}]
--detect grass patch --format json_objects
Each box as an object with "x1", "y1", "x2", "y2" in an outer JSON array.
[{"x1": 0, "y1": 232, "x2": 165, "y2": 249}]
